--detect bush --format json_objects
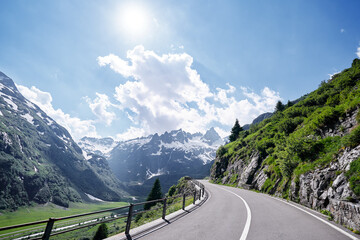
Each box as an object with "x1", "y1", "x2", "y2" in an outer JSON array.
[
  {"x1": 168, "y1": 185, "x2": 176, "y2": 197},
  {"x1": 342, "y1": 125, "x2": 360, "y2": 148},
  {"x1": 346, "y1": 157, "x2": 360, "y2": 196},
  {"x1": 216, "y1": 145, "x2": 227, "y2": 158},
  {"x1": 93, "y1": 223, "x2": 108, "y2": 240}
]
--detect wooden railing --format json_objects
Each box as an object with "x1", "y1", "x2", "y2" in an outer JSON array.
[{"x1": 0, "y1": 180, "x2": 206, "y2": 240}]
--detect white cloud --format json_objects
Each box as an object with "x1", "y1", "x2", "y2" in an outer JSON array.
[
  {"x1": 357, "y1": 44, "x2": 360, "y2": 58},
  {"x1": 17, "y1": 85, "x2": 98, "y2": 140},
  {"x1": 85, "y1": 93, "x2": 116, "y2": 126},
  {"x1": 340, "y1": 28, "x2": 345, "y2": 33},
  {"x1": 98, "y1": 45, "x2": 281, "y2": 139},
  {"x1": 115, "y1": 126, "x2": 147, "y2": 141}
]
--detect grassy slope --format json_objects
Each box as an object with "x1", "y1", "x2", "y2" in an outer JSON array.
[
  {"x1": 0, "y1": 201, "x2": 128, "y2": 227},
  {"x1": 212, "y1": 59, "x2": 360, "y2": 197}
]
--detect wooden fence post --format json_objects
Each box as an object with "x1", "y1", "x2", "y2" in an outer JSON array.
[
  {"x1": 125, "y1": 204, "x2": 133, "y2": 240},
  {"x1": 182, "y1": 194, "x2": 186, "y2": 210},
  {"x1": 42, "y1": 218, "x2": 55, "y2": 240},
  {"x1": 162, "y1": 198, "x2": 167, "y2": 220}
]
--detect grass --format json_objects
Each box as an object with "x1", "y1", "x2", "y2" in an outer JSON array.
[
  {"x1": 132, "y1": 195, "x2": 195, "y2": 227},
  {"x1": 0, "y1": 201, "x2": 129, "y2": 240},
  {"x1": 0, "y1": 201, "x2": 128, "y2": 227}
]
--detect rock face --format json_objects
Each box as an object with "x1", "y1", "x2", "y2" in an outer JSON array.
[
  {"x1": 291, "y1": 145, "x2": 360, "y2": 231},
  {"x1": 212, "y1": 109, "x2": 360, "y2": 231},
  {"x1": 0, "y1": 72, "x2": 126, "y2": 209},
  {"x1": 211, "y1": 109, "x2": 360, "y2": 232}
]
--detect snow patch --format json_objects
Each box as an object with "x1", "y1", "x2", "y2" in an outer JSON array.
[
  {"x1": 21, "y1": 113, "x2": 34, "y2": 125},
  {"x1": 34, "y1": 166, "x2": 38, "y2": 173},
  {"x1": 151, "y1": 146, "x2": 162, "y2": 156},
  {"x1": 85, "y1": 193, "x2": 105, "y2": 202},
  {"x1": 146, "y1": 168, "x2": 165, "y2": 179},
  {"x1": 0, "y1": 110, "x2": 2, "y2": 116},
  {"x1": 82, "y1": 150, "x2": 92, "y2": 160},
  {"x1": 3, "y1": 97, "x2": 18, "y2": 110},
  {"x1": 25, "y1": 100, "x2": 36, "y2": 109},
  {"x1": 1, "y1": 131, "x2": 12, "y2": 145}
]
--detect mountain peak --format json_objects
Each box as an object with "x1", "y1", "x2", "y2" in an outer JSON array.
[
  {"x1": 0, "y1": 71, "x2": 23, "y2": 98},
  {"x1": 202, "y1": 127, "x2": 221, "y2": 145}
]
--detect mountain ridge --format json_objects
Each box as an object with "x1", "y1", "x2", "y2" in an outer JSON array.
[
  {"x1": 79, "y1": 127, "x2": 225, "y2": 197},
  {"x1": 0, "y1": 71, "x2": 127, "y2": 209}
]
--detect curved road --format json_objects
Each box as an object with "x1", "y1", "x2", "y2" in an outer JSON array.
[{"x1": 135, "y1": 180, "x2": 359, "y2": 240}]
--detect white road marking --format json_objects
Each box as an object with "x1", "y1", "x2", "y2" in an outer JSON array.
[
  {"x1": 273, "y1": 197, "x2": 359, "y2": 240},
  {"x1": 216, "y1": 186, "x2": 252, "y2": 240}
]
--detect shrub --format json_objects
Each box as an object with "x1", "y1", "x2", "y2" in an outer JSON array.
[
  {"x1": 168, "y1": 185, "x2": 176, "y2": 197},
  {"x1": 93, "y1": 223, "x2": 108, "y2": 240},
  {"x1": 216, "y1": 145, "x2": 227, "y2": 158},
  {"x1": 342, "y1": 125, "x2": 360, "y2": 148},
  {"x1": 346, "y1": 157, "x2": 360, "y2": 196}
]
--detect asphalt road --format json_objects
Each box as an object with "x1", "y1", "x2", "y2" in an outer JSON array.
[{"x1": 135, "y1": 180, "x2": 359, "y2": 240}]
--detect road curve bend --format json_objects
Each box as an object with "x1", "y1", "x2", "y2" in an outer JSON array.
[{"x1": 135, "y1": 181, "x2": 359, "y2": 240}]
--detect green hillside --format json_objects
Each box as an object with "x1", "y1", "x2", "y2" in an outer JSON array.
[{"x1": 211, "y1": 58, "x2": 360, "y2": 198}]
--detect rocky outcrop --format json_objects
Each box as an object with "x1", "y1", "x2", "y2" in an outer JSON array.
[
  {"x1": 290, "y1": 146, "x2": 360, "y2": 229},
  {"x1": 211, "y1": 111, "x2": 360, "y2": 232},
  {"x1": 319, "y1": 109, "x2": 359, "y2": 138}
]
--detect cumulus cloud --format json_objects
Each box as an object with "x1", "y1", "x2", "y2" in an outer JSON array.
[
  {"x1": 98, "y1": 45, "x2": 282, "y2": 139},
  {"x1": 357, "y1": 44, "x2": 360, "y2": 58},
  {"x1": 85, "y1": 93, "x2": 116, "y2": 126},
  {"x1": 17, "y1": 85, "x2": 98, "y2": 140},
  {"x1": 116, "y1": 126, "x2": 147, "y2": 141}
]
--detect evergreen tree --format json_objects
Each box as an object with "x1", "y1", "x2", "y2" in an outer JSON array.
[
  {"x1": 144, "y1": 178, "x2": 163, "y2": 210},
  {"x1": 275, "y1": 100, "x2": 285, "y2": 112},
  {"x1": 229, "y1": 119, "x2": 243, "y2": 142},
  {"x1": 93, "y1": 223, "x2": 108, "y2": 240},
  {"x1": 286, "y1": 100, "x2": 293, "y2": 108}
]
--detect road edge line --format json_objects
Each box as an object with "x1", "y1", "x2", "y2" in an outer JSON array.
[
  {"x1": 218, "y1": 187, "x2": 251, "y2": 240},
  {"x1": 273, "y1": 197, "x2": 359, "y2": 240}
]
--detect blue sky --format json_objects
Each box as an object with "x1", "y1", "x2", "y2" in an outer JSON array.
[{"x1": 1, "y1": 0, "x2": 360, "y2": 140}]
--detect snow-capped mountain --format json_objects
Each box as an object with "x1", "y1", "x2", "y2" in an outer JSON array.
[
  {"x1": 79, "y1": 128, "x2": 225, "y2": 196},
  {"x1": 78, "y1": 136, "x2": 117, "y2": 158},
  {"x1": 0, "y1": 71, "x2": 127, "y2": 209}
]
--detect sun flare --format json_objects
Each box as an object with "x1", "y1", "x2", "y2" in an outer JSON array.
[{"x1": 121, "y1": 5, "x2": 149, "y2": 36}]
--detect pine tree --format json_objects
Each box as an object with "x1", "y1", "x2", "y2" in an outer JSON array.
[
  {"x1": 275, "y1": 100, "x2": 285, "y2": 112},
  {"x1": 93, "y1": 223, "x2": 108, "y2": 240},
  {"x1": 144, "y1": 178, "x2": 163, "y2": 210},
  {"x1": 229, "y1": 119, "x2": 243, "y2": 142}
]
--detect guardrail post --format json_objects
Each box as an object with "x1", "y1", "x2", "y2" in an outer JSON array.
[
  {"x1": 162, "y1": 198, "x2": 167, "y2": 220},
  {"x1": 182, "y1": 194, "x2": 186, "y2": 210},
  {"x1": 198, "y1": 189, "x2": 201, "y2": 200},
  {"x1": 125, "y1": 204, "x2": 133, "y2": 240},
  {"x1": 202, "y1": 187, "x2": 205, "y2": 197},
  {"x1": 193, "y1": 190, "x2": 196, "y2": 204},
  {"x1": 42, "y1": 218, "x2": 55, "y2": 240}
]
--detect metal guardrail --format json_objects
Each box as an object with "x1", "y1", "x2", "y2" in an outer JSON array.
[{"x1": 0, "y1": 179, "x2": 206, "y2": 240}]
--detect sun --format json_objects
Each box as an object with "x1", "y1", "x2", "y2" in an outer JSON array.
[{"x1": 121, "y1": 4, "x2": 149, "y2": 36}]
